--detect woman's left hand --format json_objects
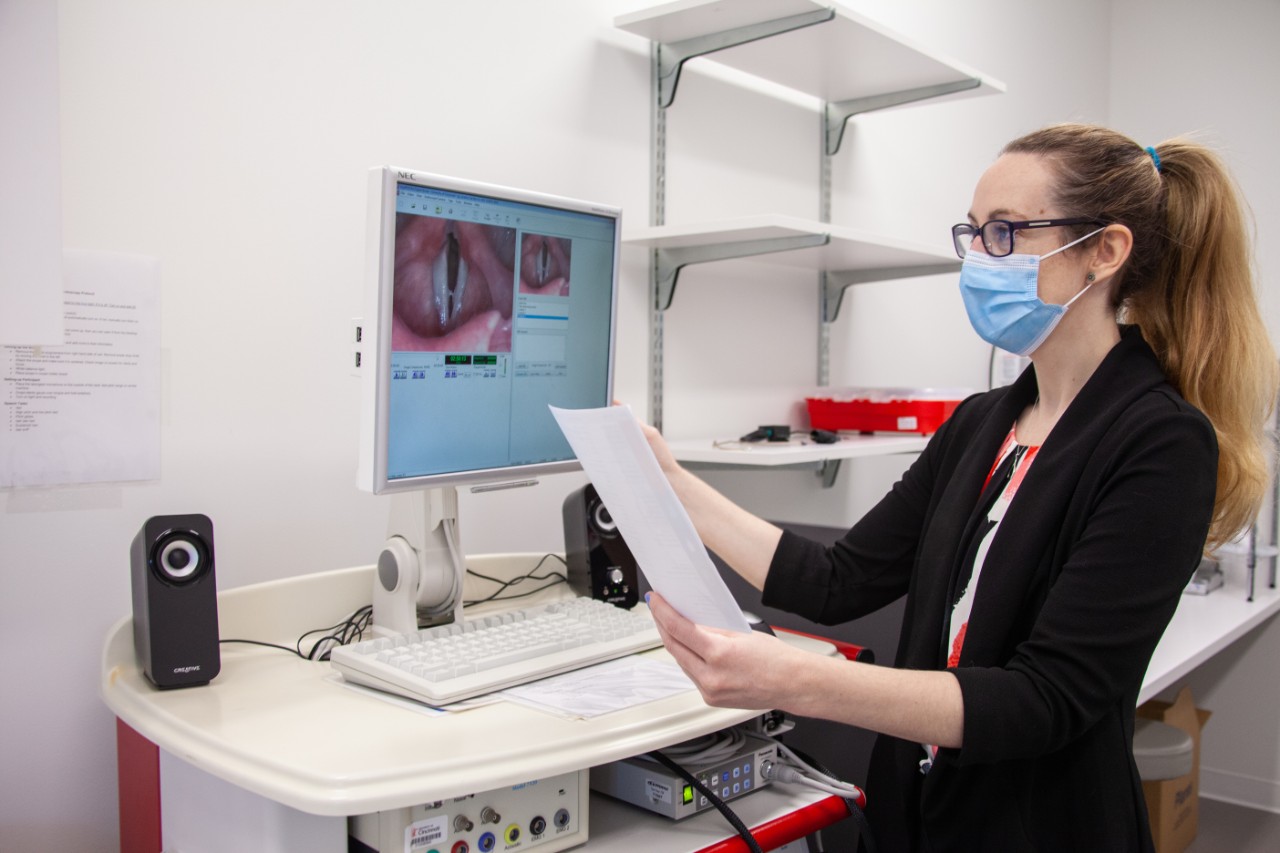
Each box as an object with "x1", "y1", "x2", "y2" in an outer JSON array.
[{"x1": 646, "y1": 590, "x2": 807, "y2": 711}]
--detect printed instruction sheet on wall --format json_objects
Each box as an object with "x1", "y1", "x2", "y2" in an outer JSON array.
[{"x1": 1, "y1": 250, "x2": 161, "y2": 487}]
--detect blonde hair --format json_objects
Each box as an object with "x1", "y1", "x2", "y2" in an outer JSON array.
[{"x1": 1004, "y1": 124, "x2": 1277, "y2": 549}]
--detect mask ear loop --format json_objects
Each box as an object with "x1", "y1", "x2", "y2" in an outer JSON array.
[
  {"x1": 1043, "y1": 227, "x2": 1107, "y2": 308},
  {"x1": 1040, "y1": 226, "x2": 1107, "y2": 260}
]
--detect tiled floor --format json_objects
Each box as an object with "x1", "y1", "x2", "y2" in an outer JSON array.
[{"x1": 1189, "y1": 797, "x2": 1280, "y2": 852}]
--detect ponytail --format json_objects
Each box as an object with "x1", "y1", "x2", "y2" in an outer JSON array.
[
  {"x1": 1133, "y1": 141, "x2": 1277, "y2": 548},
  {"x1": 1004, "y1": 125, "x2": 1277, "y2": 549}
]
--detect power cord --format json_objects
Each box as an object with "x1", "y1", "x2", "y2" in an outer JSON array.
[
  {"x1": 220, "y1": 604, "x2": 373, "y2": 662},
  {"x1": 645, "y1": 748, "x2": 764, "y2": 853},
  {"x1": 463, "y1": 553, "x2": 568, "y2": 606}
]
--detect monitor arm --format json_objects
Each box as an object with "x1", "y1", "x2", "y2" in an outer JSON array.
[{"x1": 372, "y1": 487, "x2": 462, "y2": 637}]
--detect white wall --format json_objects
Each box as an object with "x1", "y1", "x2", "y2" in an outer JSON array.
[
  {"x1": 1109, "y1": 0, "x2": 1280, "y2": 812},
  {"x1": 1, "y1": 1, "x2": 1276, "y2": 850}
]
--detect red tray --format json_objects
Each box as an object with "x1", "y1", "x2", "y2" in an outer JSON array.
[{"x1": 806, "y1": 395, "x2": 961, "y2": 435}]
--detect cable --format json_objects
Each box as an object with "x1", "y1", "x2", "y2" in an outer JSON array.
[
  {"x1": 770, "y1": 741, "x2": 877, "y2": 853},
  {"x1": 463, "y1": 553, "x2": 569, "y2": 606},
  {"x1": 220, "y1": 604, "x2": 373, "y2": 662},
  {"x1": 641, "y1": 729, "x2": 748, "y2": 766},
  {"x1": 298, "y1": 604, "x2": 373, "y2": 660},
  {"x1": 646, "y1": 749, "x2": 764, "y2": 853}
]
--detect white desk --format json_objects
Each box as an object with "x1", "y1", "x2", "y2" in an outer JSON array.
[
  {"x1": 103, "y1": 555, "x2": 1280, "y2": 850},
  {"x1": 102, "y1": 555, "x2": 846, "y2": 851}
]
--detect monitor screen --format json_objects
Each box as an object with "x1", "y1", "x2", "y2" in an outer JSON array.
[{"x1": 358, "y1": 168, "x2": 620, "y2": 494}]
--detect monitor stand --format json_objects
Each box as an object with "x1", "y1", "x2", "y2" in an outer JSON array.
[{"x1": 371, "y1": 487, "x2": 463, "y2": 637}]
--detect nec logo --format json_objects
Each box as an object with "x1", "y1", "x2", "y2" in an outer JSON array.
[
  {"x1": 397, "y1": 170, "x2": 419, "y2": 181},
  {"x1": 173, "y1": 665, "x2": 202, "y2": 674}
]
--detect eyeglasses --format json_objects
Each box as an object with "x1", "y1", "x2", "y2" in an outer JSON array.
[{"x1": 951, "y1": 217, "x2": 1106, "y2": 259}]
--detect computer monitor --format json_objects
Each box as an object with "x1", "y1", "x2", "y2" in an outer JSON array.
[{"x1": 358, "y1": 167, "x2": 621, "y2": 634}]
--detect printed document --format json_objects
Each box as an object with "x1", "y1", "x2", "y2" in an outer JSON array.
[
  {"x1": 1, "y1": 250, "x2": 160, "y2": 487},
  {"x1": 550, "y1": 404, "x2": 751, "y2": 633}
]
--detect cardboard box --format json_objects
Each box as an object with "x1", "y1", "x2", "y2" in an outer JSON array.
[{"x1": 1136, "y1": 687, "x2": 1212, "y2": 853}]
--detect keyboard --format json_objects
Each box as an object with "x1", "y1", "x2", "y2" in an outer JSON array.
[{"x1": 330, "y1": 596, "x2": 663, "y2": 706}]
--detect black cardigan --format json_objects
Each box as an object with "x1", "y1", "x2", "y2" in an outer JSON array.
[{"x1": 763, "y1": 328, "x2": 1217, "y2": 851}]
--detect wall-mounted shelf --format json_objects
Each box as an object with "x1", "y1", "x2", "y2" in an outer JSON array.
[
  {"x1": 624, "y1": 214, "x2": 961, "y2": 317},
  {"x1": 668, "y1": 434, "x2": 930, "y2": 487},
  {"x1": 616, "y1": 0, "x2": 1004, "y2": 151},
  {"x1": 617, "y1": 0, "x2": 1002, "y2": 482}
]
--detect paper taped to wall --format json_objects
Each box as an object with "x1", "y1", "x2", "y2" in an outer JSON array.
[{"x1": 549, "y1": 404, "x2": 751, "y2": 633}]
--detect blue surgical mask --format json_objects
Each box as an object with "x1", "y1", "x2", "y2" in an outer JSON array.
[{"x1": 958, "y1": 228, "x2": 1105, "y2": 356}]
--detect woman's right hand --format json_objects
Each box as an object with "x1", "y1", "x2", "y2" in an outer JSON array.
[{"x1": 638, "y1": 418, "x2": 682, "y2": 477}]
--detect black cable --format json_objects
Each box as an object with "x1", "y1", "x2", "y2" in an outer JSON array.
[
  {"x1": 220, "y1": 604, "x2": 374, "y2": 662},
  {"x1": 225, "y1": 554, "x2": 570, "y2": 659},
  {"x1": 646, "y1": 749, "x2": 763, "y2": 853},
  {"x1": 220, "y1": 638, "x2": 300, "y2": 655},
  {"x1": 464, "y1": 553, "x2": 569, "y2": 605},
  {"x1": 781, "y1": 743, "x2": 877, "y2": 853},
  {"x1": 300, "y1": 604, "x2": 374, "y2": 660}
]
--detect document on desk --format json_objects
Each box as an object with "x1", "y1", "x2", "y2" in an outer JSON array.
[{"x1": 550, "y1": 404, "x2": 751, "y2": 633}]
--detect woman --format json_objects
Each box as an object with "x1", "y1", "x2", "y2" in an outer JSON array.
[{"x1": 643, "y1": 124, "x2": 1277, "y2": 851}]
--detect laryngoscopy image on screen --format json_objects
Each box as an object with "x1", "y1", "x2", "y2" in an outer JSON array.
[
  {"x1": 391, "y1": 214, "x2": 518, "y2": 353},
  {"x1": 519, "y1": 233, "x2": 572, "y2": 297}
]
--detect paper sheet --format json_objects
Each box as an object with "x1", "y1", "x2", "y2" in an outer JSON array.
[
  {"x1": 550, "y1": 404, "x2": 751, "y2": 633},
  {"x1": 500, "y1": 657, "x2": 695, "y2": 719},
  {"x1": 1, "y1": 250, "x2": 161, "y2": 487}
]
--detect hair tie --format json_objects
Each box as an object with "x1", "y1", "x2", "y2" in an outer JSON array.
[{"x1": 1146, "y1": 145, "x2": 1162, "y2": 174}]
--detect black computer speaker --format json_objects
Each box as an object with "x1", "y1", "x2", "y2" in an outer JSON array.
[
  {"x1": 563, "y1": 484, "x2": 639, "y2": 609},
  {"x1": 130, "y1": 514, "x2": 221, "y2": 689}
]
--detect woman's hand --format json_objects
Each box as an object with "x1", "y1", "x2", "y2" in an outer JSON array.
[
  {"x1": 637, "y1": 418, "x2": 682, "y2": 477},
  {"x1": 647, "y1": 591, "x2": 808, "y2": 711},
  {"x1": 648, "y1": 591, "x2": 966, "y2": 748}
]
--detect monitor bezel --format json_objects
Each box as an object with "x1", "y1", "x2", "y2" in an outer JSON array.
[{"x1": 357, "y1": 166, "x2": 621, "y2": 495}]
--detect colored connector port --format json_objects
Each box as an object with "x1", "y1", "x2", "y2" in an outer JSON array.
[
  {"x1": 554, "y1": 808, "x2": 571, "y2": 829},
  {"x1": 477, "y1": 832, "x2": 496, "y2": 853},
  {"x1": 504, "y1": 824, "x2": 521, "y2": 844},
  {"x1": 530, "y1": 815, "x2": 547, "y2": 836},
  {"x1": 450, "y1": 842, "x2": 469, "y2": 853}
]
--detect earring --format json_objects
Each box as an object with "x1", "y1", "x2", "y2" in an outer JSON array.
[{"x1": 1086, "y1": 272, "x2": 1096, "y2": 282}]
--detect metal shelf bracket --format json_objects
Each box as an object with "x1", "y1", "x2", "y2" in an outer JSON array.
[
  {"x1": 824, "y1": 77, "x2": 981, "y2": 156},
  {"x1": 655, "y1": 233, "x2": 830, "y2": 311},
  {"x1": 821, "y1": 261, "x2": 961, "y2": 323},
  {"x1": 656, "y1": 8, "x2": 835, "y2": 108}
]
